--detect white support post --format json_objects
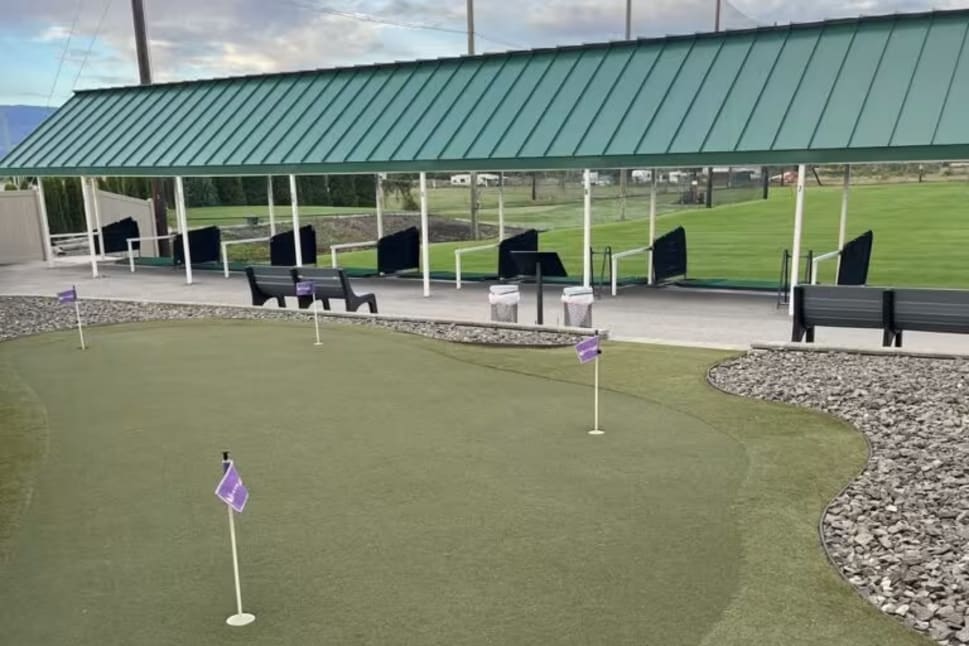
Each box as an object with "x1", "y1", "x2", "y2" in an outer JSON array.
[
  {"x1": 175, "y1": 177, "x2": 193, "y2": 285},
  {"x1": 289, "y1": 175, "x2": 303, "y2": 267},
  {"x1": 79, "y1": 176, "x2": 100, "y2": 278},
  {"x1": 648, "y1": 171, "x2": 657, "y2": 285},
  {"x1": 34, "y1": 179, "x2": 54, "y2": 267},
  {"x1": 836, "y1": 165, "x2": 850, "y2": 282},
  {"x1": 420, "y1": 172, "x2": 430, "y2": 297},
  {"x1": 376, "y1": 173, "x2": 385, "y2": 240},
  {"x1": 788, "y1": 164, "x2": 807, "y2": 315},
  {"x1": 267, "y1": 176, "x2": 276, "y2": 236},
  {"x1": 582, "y1": 169, "x2": 592, "y2": 288},
  {"x1": 90, "y1": 178, "x2": 106, "y2": 259},
  {"x1": 498, "y1": 172, "x2": 505, "y2": 240}
]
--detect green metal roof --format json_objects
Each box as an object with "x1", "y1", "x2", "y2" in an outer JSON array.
[{"x1": 5, "y1": 8, "x2": 969, "y2": 177}]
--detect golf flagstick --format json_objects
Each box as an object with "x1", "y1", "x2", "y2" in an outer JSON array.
[
  {"x1": 216, "y1": 452, "x2": 254, "y2": 627},
  {"x1": 574, "y1": 332, "x2": 603, "y2": 435},
  {"x1": 313, "y1": 296, "x2": 321, "y2": 346},
  {"x1": 74, "y1": 290, "x2": 86, "y2": 350}
]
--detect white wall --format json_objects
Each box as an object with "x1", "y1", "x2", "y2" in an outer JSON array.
[
  {"x1": 95, "y1": 189, "x2": 157, "y2": 256},
  {"x1": 0, "y1": 190, "x2": 45, "y2": 264}
]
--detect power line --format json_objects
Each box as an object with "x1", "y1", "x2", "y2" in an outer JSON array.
[
  {"x1": 72, "y1": 0, "x2": 115, "y2": 90},
  {"x1": 277, "y1": 0, "x2": 523, "y2": 49},
  {"x1": 46, "y1": 0, "x2": 84, "y2": 106}
]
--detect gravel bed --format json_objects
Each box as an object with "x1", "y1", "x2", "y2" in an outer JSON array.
[
  {"x1": 710, "y1": 349, "x2": 969, "y2": 645},
  {"x1": 0, "y1": 296, "x2": 581, "y2": 347}
]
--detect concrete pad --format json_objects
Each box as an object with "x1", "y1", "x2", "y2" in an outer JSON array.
[{"x1": 3, "y1": 260, "x2": 969, "y2": 354}]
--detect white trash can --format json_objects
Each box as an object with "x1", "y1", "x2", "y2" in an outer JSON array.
[
  {"x1": 489, "y1": 285, "x2": 520, "y2": 323},
  {"x1": 562, "y1": 286, "x2": 594, "y2": 328}
]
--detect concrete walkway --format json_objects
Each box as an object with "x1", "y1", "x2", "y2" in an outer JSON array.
[{"x1": 3, "y1": 259, "x2": 969, "y2": 354}]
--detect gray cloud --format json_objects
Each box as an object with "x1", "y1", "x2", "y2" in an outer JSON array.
[{"x1": 9, "y1": 0, "x2": 962, "y2": 103}]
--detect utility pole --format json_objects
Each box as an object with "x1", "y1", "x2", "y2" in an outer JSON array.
[
  {"x1": 131, "y1": 0, "x2": 170, "y2": 255},
  {"x1": 467, "y1": 0, "x2": 480, "y2": 239},
  {"x1": 705, "y1": 0, "x2": 721, "y2": 209},
  {"x1": 618, "y1": 0, "x2": 632, "y2": 220}
]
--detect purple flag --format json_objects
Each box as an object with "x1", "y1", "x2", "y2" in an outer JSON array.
[
  {"x1": 57, "y1": 287, "x2": 77, "y2": 304},
  {"x1": 296, "y1": 280, "x2": 314, "y2": 297},
  {"x1": 215, "y1": 461, "x2": 249, "y2": 513},
  {"x1": 575, "y1": 335, "x2": 600, "y2": 364}
]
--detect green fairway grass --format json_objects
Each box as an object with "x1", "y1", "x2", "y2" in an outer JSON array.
[
  {"x1": 0, "y1": 321, "x2": 929, "y2": 645},
  {"x1": 335, "y1": 182, "x2": 969, "y2": 288}
]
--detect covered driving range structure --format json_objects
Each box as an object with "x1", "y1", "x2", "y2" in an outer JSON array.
[{"x1": 3, "y1": 8, "x2": 969, "y2": 303}]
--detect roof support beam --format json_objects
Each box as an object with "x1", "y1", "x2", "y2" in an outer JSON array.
[
  {"x1": 34, "y1": 178, "x2": 54, "y2": 267},
  {"x1": 174, "y1": 176, "x2": 193, "y2": 285},
  {"x1": 376, "y1": 173, "x2": 384, "y2": 240},
  {"x1": 267, "y1": 176, "x2": 276, "y2": 236},
  {"x1": 498, "y1": 172, "x2": 505, "y2": 240},
  {"x1": 90, "y1": 179, "x2": 106, "y2": 259},
  {"x1": 420, "y1": 171, "x2": 430, "y2": 297},
  {"x1": 788, "y1": 164, "x2": 807, "y2": 315},
  {"x1": 79, "y1": 177, "x2": 100, "y2": 278},
  {"x1": 582, "y1": 169, "x2": 592, "y2": 288},
  {"x1": 289, "y1": 174, "x2": 303, "y2": 267},
  {"x1": 836, "y1": 164, "x2": 851, "y2": 282},
  {"x1": 648, "y1": 171, "x2": 657, "y2": 285}
]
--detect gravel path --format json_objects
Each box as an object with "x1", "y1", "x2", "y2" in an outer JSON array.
[
  {"x1": 0, "y1": 296, "x2": 582, "y2": 347},
  {"x1": 710, "y1": 349, "x2": 969, "y2": 645}
]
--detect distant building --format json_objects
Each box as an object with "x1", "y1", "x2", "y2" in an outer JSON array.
[{"x1": 450, "y1": 173, "x2": 501, "y2": 187}]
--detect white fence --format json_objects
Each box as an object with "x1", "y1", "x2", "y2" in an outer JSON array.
[{"x1": 0, "y1": 187, "x2": 155, "y2": 265}]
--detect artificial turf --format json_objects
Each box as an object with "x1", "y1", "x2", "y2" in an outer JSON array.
[{"x1": 0, "y1": 320, "x2": 930, "y2": 645}]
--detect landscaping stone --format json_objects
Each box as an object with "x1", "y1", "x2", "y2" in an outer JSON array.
[
  {"x1": 710, "y1": 349, "x2": 969, "y2": 646},
  {"x1": 0, "y1": 296, "x2": 582, "y2": 347}
]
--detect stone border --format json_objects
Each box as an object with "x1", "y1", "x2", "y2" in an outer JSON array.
[
  {"x1": 0, "y1": 295, "x2": 601, "y2": 347},
  {"x1": 708, "y1": 346, "x2": 969, "y2": 645}
]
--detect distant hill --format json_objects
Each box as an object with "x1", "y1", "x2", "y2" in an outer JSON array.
[{"x1": 0, "y1": 105, "x2": 55, "y2": 159}]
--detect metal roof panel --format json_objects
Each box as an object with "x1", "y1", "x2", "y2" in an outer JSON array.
[{"x1": 4, "y1": 9, "x2": 969, "y2": 175}]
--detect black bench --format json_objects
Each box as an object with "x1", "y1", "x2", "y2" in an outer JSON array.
[
  {"x1": 887, "y1": 288, "x2": 969, "y2": 347},
  {"x1": 245, "y1": 266, "x2": 295, "y2": 307},
  {"x1": 793, "y1": 285, "x2": 969, "y2": 347},
  {"x1": 792, "y1": 285, "x2": 888, "y2": 344},
  {"x1": 290, "y1": 267, "x2": 377, "y2": 313}
]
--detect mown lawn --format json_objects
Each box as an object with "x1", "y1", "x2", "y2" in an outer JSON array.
[{"x1": 335, "y1": 181, "x2": 969, "y2": 288}]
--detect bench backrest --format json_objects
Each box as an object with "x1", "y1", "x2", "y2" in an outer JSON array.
[
  {"x1": 892, "y1": 288, "x2": 969, "y2": 334},
  {"x1": 247, "y1": 265, "x2": 295, "y2": 292},
  {"x1": 799, "y1": 285, "x2": 885, "y2": 329},
  {"x1": 292, "y1": 267, "x2": 351, "y2": 299}
]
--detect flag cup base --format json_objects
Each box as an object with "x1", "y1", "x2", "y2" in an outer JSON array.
[
  {"x1": 314, "y1": 342, "x2": 322, "y2": 346},
  {"x1": 226, "y1": 613, "x2": 255, "y2": 627},
  {"x1": 588, "y1": 429, "x2": 604, "y2": 435}
]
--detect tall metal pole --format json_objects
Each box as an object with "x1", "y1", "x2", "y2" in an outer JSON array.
[
  {"x1": 706, "y1": 0, "x2": 721, "y2": 210},
  {"x1": 619, "y1": 0, "x2": 632, "y2": 221},
  {"x1": 131, "y1": 0, "x2": 170, "y2": 256},
  {"x1": 463, "y1": 0, "x2": 477, "y2": 261}
]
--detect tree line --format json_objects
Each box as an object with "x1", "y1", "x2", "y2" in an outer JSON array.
[{"x1": 5, "y1": 175, "x2": 380, "y2": 233}]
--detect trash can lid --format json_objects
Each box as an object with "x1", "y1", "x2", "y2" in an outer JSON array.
[
  {"x1": 490, "y1": 285, "x2": 519, "y2": 295},
  {"x1": 562, "y1": 286, "x2": 594, "y2": 296}
]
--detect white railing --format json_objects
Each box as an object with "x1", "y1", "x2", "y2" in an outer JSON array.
[
  {"x1": 454, "y1": 243, "x2": 499, "y2": 289},
  {"x1": 330, "y1": 240, "x2": 377, "y2": 268},
  {"x1": 611, "y1": 246, "x2": 651, "y2": 296},
  {"x1": 221, "y1": 236, "x2": 272, "y2": 277},
  {"x1": 49, "y1": 230, "x2": 103, "y2": 255},
  {"x1": 127, "y1": 234, "x2": 176, "y2": 272},
  {"x1": 811, "y1": 249, "x2": 840, "y2": 284}
]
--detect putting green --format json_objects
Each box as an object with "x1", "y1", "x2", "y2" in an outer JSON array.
[{"x1": 0, "y1": 321, "x2": 929, "y2": 645}]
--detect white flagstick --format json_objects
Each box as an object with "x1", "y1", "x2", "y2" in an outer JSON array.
[
  {"x1": 73, "y1": 289, "x2": 86, "y2": 350},
  {"x1": 313, "y1": 296, "x2": 322, "y2": 346},
  {"x1": 589, "y1": 333, "x2": 603, "y2": 435},
  {"x1": 225, "y1": 505, "x2": 254, "y2": 626}
]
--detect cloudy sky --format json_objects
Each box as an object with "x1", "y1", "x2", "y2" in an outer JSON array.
[{"x1": 1, "y1": 0, "x2": 963, "y2": 106}]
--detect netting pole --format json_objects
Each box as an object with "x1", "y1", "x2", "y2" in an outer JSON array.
[
  {"x1": 289, "y1": 174, "x2": 303, "y2": 267},
  {"x1": 788, "y1": 164, "x2": 807, "y2": 316},
  {"x1": 582, "y1": 169, "x2": 592, "y2": 288},
  {"x1": 420, "y1": 172, "x2": 430, "y2": 297},
  {"x1": 648, "y1": 171, "x2": 657, "y2": 285}
]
